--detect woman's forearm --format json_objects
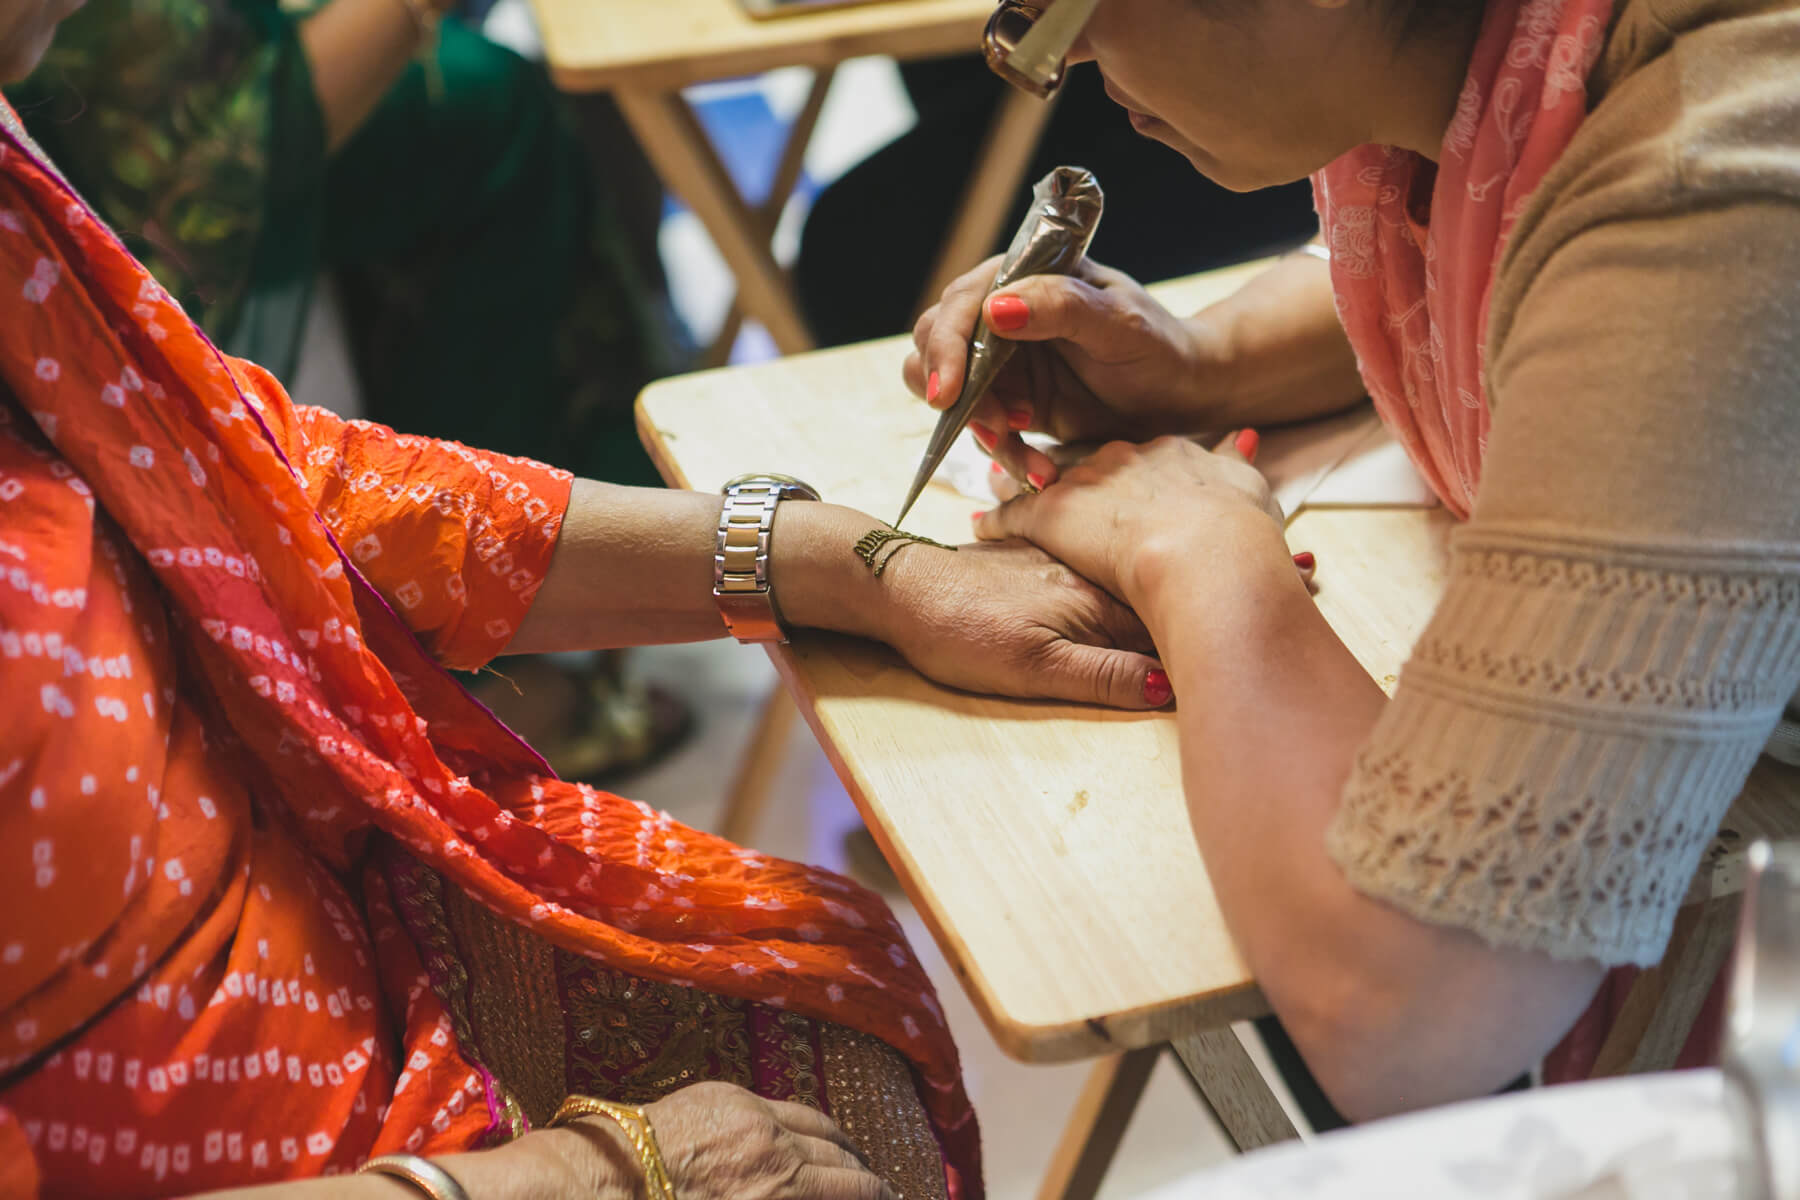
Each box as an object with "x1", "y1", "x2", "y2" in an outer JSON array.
[
  {"x1": 190, "y1": 1124, "x2": 640, "y2": 1200},
  {"x1": 1189, "y1": 251, "x2": 1367, "y2": 430},
  {"x1": 1138, "y1": 520, "x2": 1599, "y2": 1119},
  {"x1": 299, "y1": 0, "x2": 431, "y2": 152},
  {"x1": 505, "y1": 480, "x2": 894, "y2": 656}
]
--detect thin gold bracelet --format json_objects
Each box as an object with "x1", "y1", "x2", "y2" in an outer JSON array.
[{"x1": 550, "y1": 1095, "x2": 677, "y2": 1200}]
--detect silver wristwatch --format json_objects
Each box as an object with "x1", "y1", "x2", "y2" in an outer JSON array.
[{"x1": 712, "y1": 473, "x2": 822, "y2": 644}]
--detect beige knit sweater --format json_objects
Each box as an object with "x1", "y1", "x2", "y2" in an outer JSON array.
[{"x1": 1324, "y1": 0, "x2": 1800, "y2": 967}]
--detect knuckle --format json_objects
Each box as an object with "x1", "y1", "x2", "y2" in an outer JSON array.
[
  {"x1": 1111, "y1": 299, "x2": 1154, "y2": 341},
  {"x1": 912, "y1": 309, "x2": 935, "y2": 346},
  {"x1": 1034, "y1": 280, "x2": 1075, "y2": 327},
  {"x1": 1095, "y1": 653, "x2": 1135, "y2": 701},
  {"x1": 1093, "y1": 439, "x2": 1136, "y2": 465}
]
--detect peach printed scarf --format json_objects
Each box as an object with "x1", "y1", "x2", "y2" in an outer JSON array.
[{"x1": 1312, "y1": 0, "x2": 1613, "y2": 518}]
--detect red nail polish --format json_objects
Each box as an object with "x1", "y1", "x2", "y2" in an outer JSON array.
[
  {"x1": 988, "y1": 295, "x2": 1029, "y2": 333},
  {"x1": 990, "y1": 460, "x2": 1003, "y2": 474},
  {"x1": 1235, "y1": 428, "x2": 1261, "y2": 461},
  {"x1": 971, "y1": 510, "x2": 988, "y2": 520},
  {"x1": 1008, "y1": 408, "x2": 1033, "y2": 431},
  {"x1": 971, "y1": 424, "x2": 997, "y2": 451},
  {"x1": 1027, "y1": 472, "x2": 1047, "y2": 490},
  {"x1": 1293, "y1": 551, "x2": 1315, "y2": 570},
  {"x1": 926, "y1": 370, "x2": 941, "y2": 403},
  {"x1": 1143, "y1": 669, "x2": 1173, "y2": 707}
]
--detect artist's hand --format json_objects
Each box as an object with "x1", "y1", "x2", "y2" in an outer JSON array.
[
  {"x1": 973, "y1": 435, "x2": 1285, "y2": 622},
  {"x1": 903, "y1": 256, "x2": 1229, "y2": 487},
  {"x1": 872, "y1": 536, "x2": 1171, "y2": 710}
]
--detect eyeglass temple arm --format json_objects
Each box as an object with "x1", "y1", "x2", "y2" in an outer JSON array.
[{"x1": 1004, "y1": 0, "x2": 1104, "y2": 83}]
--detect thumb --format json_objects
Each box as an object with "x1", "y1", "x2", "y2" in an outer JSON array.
[
  {"x1": 1032, "y1": 640, "x2": 1171, "y2": 711},
  {"x1": 984, "y1": 274, "x2": 1135, "y2": 351}
]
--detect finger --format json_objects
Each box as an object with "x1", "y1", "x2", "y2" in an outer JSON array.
[
  {"x1": 970, "y1": 491, "x2": 1037, "y2": 543},
  {"x1": 1293, "y1": 549, "x2": 1317, "y2": 587},
  {"x1": 924, "y1": 255, "x2": 1006, "y2": 409},
  {"x1": 1211, "y1": 427, "x2": 1261, "y2": 465},
  {"x1": 788, "y1": 1131, "x2": 873, "y2": 1173},
  {"x1": 1093, "y1": 591, "x2": 1160, "y2": 657},
  {"x1": 970, "y1": 425, "x2": 1052, "y2": 489},
  {"x1": 902, "y1": 347, "x2": 927, "y2": 400},
  {"x1": 764, "y1": 1098, "x2": 862, "y2": 1158},
  {"x1": 1033, "y1": 639, "x2": 1171, "y2": 711},
  {"x1": 987, "y1": 459, "x2": 1024, "y2": 503},
  {"x1": 794, "y1": 1164, "x2": 897, "y2": 1200}
]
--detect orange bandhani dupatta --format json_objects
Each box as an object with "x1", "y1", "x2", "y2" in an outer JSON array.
[{"x1": 0, "y1": 98, "x2": 977, "y2": 1194}]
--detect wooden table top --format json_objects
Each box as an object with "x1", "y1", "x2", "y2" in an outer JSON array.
[
  {"x1": 639, "y1": 263, "x2": 1467, "y2": 1061},
  {"x1": 529, "y1": 0, "x2": 994, "y2": 92}
]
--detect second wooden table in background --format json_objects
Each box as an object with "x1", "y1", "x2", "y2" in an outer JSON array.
[{"x1": 530, "y1": 0, "x2": 1055, "y2": 360}]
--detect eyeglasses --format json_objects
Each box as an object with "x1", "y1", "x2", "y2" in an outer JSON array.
[{"x1": 982, "y1": 0, "x2": 1103, "y2": 99}]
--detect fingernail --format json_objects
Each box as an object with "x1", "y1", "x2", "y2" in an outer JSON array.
[
  {"x1": 1143, "y1": 668, "x2": 1173, "y2": 707},
  {"x1": 1008, "y1": 408, "x2": 1033, "y2": 431},
  {"x1": 926, "y1": 370, "x2": 940, "y2": 403},
  {"x1": 971, "y1": 510, "x2": 988, "y2": 520},
  {"x1": 988, "y1": 294, "x2": 1029, "y2": 333},
  {"x1": 971, "y1": 424, "x2": 997, "y2": 451},
  {"x1": 1293, "y1": 551, "x2": 1315, "y2": 570},
  {"x1": 1235, "y1": 428, "x2": 1260, "y2": 461},
  {"x1": 990, "y1": 460, "x2": 1003, "y2": 474},
  {"x1": 1027, "y1": 472, "x2": 1047, "y2": 490}
]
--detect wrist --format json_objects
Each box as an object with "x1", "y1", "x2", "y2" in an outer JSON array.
[
  {"x1": 1174, "y1": 306, "x2": 1250, "y2": 432},
  {"x1": 766, "y1": 502, "x2": 902, "y2": 643},
  {"x1": 1127, "y1": 506, "x2": 1293, "y2": 634},
  {"x1": 527, "y1": 1120, "x2": 643, "y2": 1200}
]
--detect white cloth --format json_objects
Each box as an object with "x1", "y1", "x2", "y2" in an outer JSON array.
[{"x1": 1144, "y1": 1070, "x2": 1745, "y2": 1200}]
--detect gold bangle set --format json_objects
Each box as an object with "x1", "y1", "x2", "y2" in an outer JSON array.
[
  {"x1": 551, "y1": 1095, "x2": 678, "y2": 1200},
  {"x1": 356, "y1": 1096, "x2": 675, "y2": 1200}
]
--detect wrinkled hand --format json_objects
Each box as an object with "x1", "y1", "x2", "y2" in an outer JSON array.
[
  {"x1": 630, "y1": 1083, "x2": 894, "y2": 1200},
  {"x1": 874, "y1": 536, "x2": 1169, "y2": 710},
  {"x1": 973, "y1": 436, "x2": 1284, "y2": 613},
  {"x1": 903, "y1": 256, "x2": 1226, "y2": 488}
]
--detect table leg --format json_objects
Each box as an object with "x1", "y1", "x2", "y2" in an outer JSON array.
[
  {"x1": 1036, "y1": 1046, "x2": 1164, "y2": 1200},
  {"x1": 613, "y1": 87, "x2": 817, "y2": 356},
  {"x1": 715, "y1": 684, "x2": 801, "y2": 846},
  {"x1": 1171, "y1": 1027, "x2": 1301, "y2": 1153},
  {"x1": 914, "y1": 87, "x2": 1062, "y2": 317},
  {"x1": 704, "y1": 66, "x2": 838, "y2": 368}
]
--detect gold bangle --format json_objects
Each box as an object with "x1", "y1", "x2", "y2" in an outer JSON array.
[
  {"x1": 357, "y1": 1154, "x2": 470, "y2": 1200},
  {"x1": 550, "y1": 1095, "x2": 677, "y2": 1200}
]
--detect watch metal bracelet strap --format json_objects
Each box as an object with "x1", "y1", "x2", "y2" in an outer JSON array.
[
  {"x1": 712, "y1": 474, "x2": 820, "y2": 644},
  {"x1": 357, "y1": 1154, "x2": 470, "y2": 1200}
]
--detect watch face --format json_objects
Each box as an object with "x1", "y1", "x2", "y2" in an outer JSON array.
[{"x1": 723, "y1": 473, "x2": 822, "y2": 501}]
